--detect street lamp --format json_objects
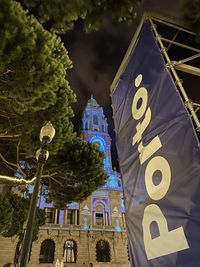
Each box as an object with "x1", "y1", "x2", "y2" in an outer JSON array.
[{"x1": 19, "y1": 122, "x2": 55, "y2": 267}]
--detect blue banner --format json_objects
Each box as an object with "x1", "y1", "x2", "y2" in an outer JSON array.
[{"x1": 111, "y1": 23, "x2": 200, "y2": 267}]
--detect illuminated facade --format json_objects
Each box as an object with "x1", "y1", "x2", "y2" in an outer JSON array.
[
  {"x1": 81, "y1": 95, "x2": 122, "y2": 190},
  {"x1": 0, "y1": 96, "x2": 129, "y2": 267}
]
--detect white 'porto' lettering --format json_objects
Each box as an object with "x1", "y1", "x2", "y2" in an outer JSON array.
[
  {"x1": 143, "y1": 204, "x2": 189, "y2": 260},
  {"x1": 132, "y1": 87, "x2": 148, "y2": 120},
  {"x1": 130, "y1": 74, "x2": 189, "y2": 260},
  {"x1": 132, "y1": 107, "x2": 151, "y2": 146},
  {"x1": 135, "y1": 74, "x2": 143, "y2": 87},
  {"x1": 138, "y1": 136, "x2": 162, "y2": 165},
  {"x1": 145, "y1": 156, "x2": 171, "y2": 200}
]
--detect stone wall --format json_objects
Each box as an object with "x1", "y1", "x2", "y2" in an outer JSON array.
[
  {"x1": 0, "y1": 229, "x2": 130, "y2": 267},
  {"x1": 0, "y1": 236, "x2": 18, "y2": 266}
]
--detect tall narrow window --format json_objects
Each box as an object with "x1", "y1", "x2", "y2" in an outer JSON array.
[
  {"x1": 39, "y1": 239, "x2": 55, "y2": 263},
  {"x1": 118, "y1": 179, "x2": 122, "y2": 188},
  {"x1": 66, "y1": 209, "x2": 79, "y2": 224},
  {"x1": 45, "y1": 208, "x2": 55, "y2": 224},
  {"x1": 95, "y1": 213, "x2": 104, "y2": 226},
  {"x1": 96, "y1": 240, "x2": 111, "y2": 262},
  {"x1": 94, "y1": 202, "x2": 106, "y2": 226},
  {"x1": 63, "y1": 240, "x2": 77, "y2": 263},
  {"x1": 93, "y1": 115, "x2": 98, "y2": 125},
  {"x1": 85, "y1": 122, "x2": 89, "y2": 130},
  {"x1": 77, "y1": 210, "x2": 80, "y2": 225},
  {"x1": 67, "y1": 209, "x2": 74, "y2": 224}
]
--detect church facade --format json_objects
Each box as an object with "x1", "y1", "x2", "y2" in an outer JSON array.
[{"x1": 0, "y1": 96, "x2": 130, "y2": 267}]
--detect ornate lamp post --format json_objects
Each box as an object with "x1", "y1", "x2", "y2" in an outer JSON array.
[{"x1": 19, "y1": 122, "x2": 55, "y2": 267}]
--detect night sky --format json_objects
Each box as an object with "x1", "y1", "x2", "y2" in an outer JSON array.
[
  {"x1": 61, "y1": 0, "x2": 190, "y2": 167},
  {"x1": 63, "y1": 19, "x2": 136, "y2": 167},
  {"x1": 64, "y1": 0, "x2": 184, "y2": 113}
]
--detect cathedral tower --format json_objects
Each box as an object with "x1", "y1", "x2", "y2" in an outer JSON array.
[{"x1": 81, "y1": 95, "x2": 122, "y2": 189}]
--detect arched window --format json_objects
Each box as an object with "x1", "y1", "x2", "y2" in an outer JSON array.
[
  {"x1": 63, "y1": 240, "x2": 77, "y2": 263},
  {"x1": 39, "y1": 239, "x2": 55, "y2": 263},
  {"x1": 96, "y1": 240, "x2": 111, "y2": 262},
  {"x1": 93, "y1": 114, "x2": 98, "y2": 125}
]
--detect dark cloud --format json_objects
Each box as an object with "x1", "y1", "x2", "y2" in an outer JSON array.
[
  {"x1": 141, "y1": 0, "x2": 184, "y2": 17},
  {"x1": 64, "y1": 20, "x2": 135, "y2": 112},
  {"x1": 62, "y1": 0, "x2": 188, "y2": 167},
  {"x1": 64, "y1": 0, "x2": 184, "y2": 115}
]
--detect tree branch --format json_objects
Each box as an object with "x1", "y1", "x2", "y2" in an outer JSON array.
[
  {"x1": 16, "y1": 141, "x2": 26, "y2": 178},
  {"x1": 49, "y1": 175, "x2": 64, "y2": 186},
  {"x1": 0, "y1": 153, "x2": 18, "y2": 169},
  {"x1": 0, "y1": 134, "x2": 20, "y2": 138}
]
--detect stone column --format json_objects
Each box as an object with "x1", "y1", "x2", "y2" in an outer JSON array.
[
  {"x1": 54, "y1": 209, "x2": 58, "y2": 224},
  {"x1": 105, "y1": 211, "x2": 108, "y2": 226},
  {"x1": 75, "y1": 210, "x2": 77, "y2": 225},
  {"x1": 64, "y1": 209, "x2": 68, "y2": 224},
  {"x1": 93, "y1": 211, "x2": 95, "y2": 225}
]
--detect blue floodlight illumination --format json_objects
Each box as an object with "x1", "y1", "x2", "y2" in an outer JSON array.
[{"x1": 81, "y1": 96, "x2": 122, "y2": 190}]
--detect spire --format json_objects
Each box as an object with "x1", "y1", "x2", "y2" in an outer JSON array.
[
  {"x1": 82, "y1": 95, "x2": 108, "y2": 133},
  {"x1": 86, "y1": 94, "x2": 99, "y2": 108}
]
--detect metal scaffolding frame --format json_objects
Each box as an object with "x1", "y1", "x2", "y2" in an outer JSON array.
[{"x1": 110, "y1": 12, "x2": 200, "y2": 131}]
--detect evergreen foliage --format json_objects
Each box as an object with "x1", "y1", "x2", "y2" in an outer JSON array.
[
  {"x1": 0, "y1": 0, "x2": 108, "y2": 207},
  {"x1": 0, "y1": 0, "x2": 76, "y2": 158},
  {"x1": 21, "y1": 0, "x2": 143, "y2": 33},
  {"x1": 0, "y1": 195, "x2": 13, "y2": 235},
  {"x1": 0, "y1": 194, "x2": 45, "y2": 241},
  {"x1": 44, "y1": 139, "x2": 108, "y2": 207},
  {"x1": 3, "y1": 194, "x2": 29, "y2": 238}
]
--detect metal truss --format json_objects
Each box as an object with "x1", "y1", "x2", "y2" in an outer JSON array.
[{"x1": 111, "y1": 12, "x2": 200, "y2": 131}]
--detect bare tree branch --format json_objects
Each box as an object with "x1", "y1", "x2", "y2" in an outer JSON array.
[
  {"x1": 0, "y1": 153, "x2": 18, "y2": 169},
  {"x1": 49, "y1": 175, "x2": 63, "y2": 186}
]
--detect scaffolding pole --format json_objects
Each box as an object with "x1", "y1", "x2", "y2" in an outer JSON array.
[{"x1": 149, "y1": 18, "x2": 200, "y2": 131}]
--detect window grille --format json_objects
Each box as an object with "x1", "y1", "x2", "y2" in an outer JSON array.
[
  {"x1": 96, "y1": 240, "x2": 111, "y2": 262},
  {"x1": 39, "y1": 239, "x2": 55, "y2": 263}
]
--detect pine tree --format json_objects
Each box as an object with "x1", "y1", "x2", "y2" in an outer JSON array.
[
  {"x1": 0, "y1": 0, "x2": 107, "y2": 206},
  {"x1": 0, "y1": 194, "x2": 45, "y2": 240},
  {"x1": 21, "y1": 0, "x2": 143, "y2": 33}
]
